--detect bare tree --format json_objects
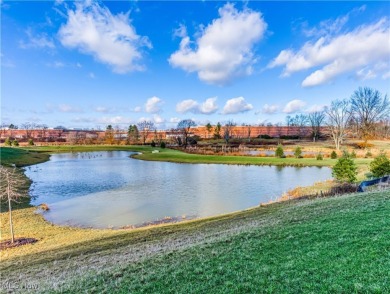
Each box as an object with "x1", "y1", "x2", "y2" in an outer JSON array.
[
  {"x1": 308, "y1": 111, "x2": 326, "y2": 142},
  {"x1": 274, "y1": 122, "x2": 283, "y2": 143},
  {"x1": 0, "y1": 167, "x2": 26, "y2": 243},
  {"x1": 350, "y1": 87, "x2": 390, "y2": 144},
  {"x1": 325, "y1": 99, "x2": 352, "y2": 150},
  {"x1": 21, "y1": 122, "x2": 37, "y2": 139},
  {"x1": 266, "y1": 122, "x2": 273, "y2": 136},
  {"x1": 37, "y1": 124, "x2": 48, "y2": 142},
  {"x1": 223, "y1": 120, "x2": 236, "y2": 144},
  {"x1": 114, "y1": 125, "x2": 123, "y2": 145},
  {"x1": 138, "y1": 120, "x2": 156, "y2": 145},
  {"x1": 246, "y1": 124, "x2": 252, "y2": 142},
  {"x1": 291, "y1": 114, "x2": 309, "y2": 139},
  {"x1": 0, "y1": 123, "x2": 8, "y2": 139},
  {"x1": 285, "y1": 115, "x2": 292, "y2": 135},
  {"x1": 8, "y1": 124, "x2": 18, "y2": 139},
  {"x1": 177, "y1": 119, "x2": 196, "y2": 148},
  {"x1": 377, "y1": 118, "x2": 390, "y2": 139}
]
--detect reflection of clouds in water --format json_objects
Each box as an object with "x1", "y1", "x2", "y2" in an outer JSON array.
[{"x1": 27, "y1": 151, "x2": 332, "y2": 229}]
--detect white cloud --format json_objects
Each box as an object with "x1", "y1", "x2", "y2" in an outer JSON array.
[
  {"x1": 355, "y1": 68, "x2": 376, "y2": 81},
  {"x1": 89, "y1": 72, "x2": 96, "y2": 79},
  {"x1": 46, "y1": 61, "x2": 65, "y2": 68},
  {"x1": 382, "y1": 71, "x2": 390, "y2": 80},
  {"x1": 19, "y1": 28, "x2": 55, "y2": 49},
  {"x1": 169, "y1": 3, "x2": 267, "y2": 85},
  {"x1": 176, "y1": 97, "x2": 218, "y2": 114},
  {"x1": 269, "y1": 18, "x2": 390, "y2": 87},
  {"x1": 300, "y1": 5, "x2": 366, "y2": 38},
  {"x1": 176, "y1": 99, "x2": 198, "y2": 114},
  {"x1": 71, "y1": 117, "x2": 96, "y2": 123},
  {"x1": 222, "y1": 97, "x2": 253, "y2": 114},
  {"x1": 153, "y1": 114, "x2": 165, "y2": 125},
  {"x1": 58, "y1": 104, "x2": 83, "y2": 113},
  {"x1": 145, "y1": 96, "x2": 163, "y2": 113},
  {"x1": 302, "y1": 15, "x2": 349, "y2": 38},
  {"x1": 137, "y1": 115, "x2": 165, "y2": 126},
  {"x1": 58, "y1": 1, "x2": 151, "y2": 73},
  {"x1": 169, "y1": 117, "x2": 181, "y2": 123},
  {"x1": 174, "y1": 24, "x2": 187, "y2": 38},
  {"x1": 199, "y1": 97, "x2": 219, "y2": 114},
  {"x1": 98, "y1": 116, "x2": 133, "y2": 124},
  {"x1": 262, "y1": 104, "x2": 279, "y2": 114},
  {"x1": 283, "y1": 100, "x2": 306, "y2": 114},
  {"x1": 138, "y1": 117, "x2": 153, "y2": 123},
  {"x1": 305, "y1": 104, "x2": 326, "y2": 113},
  {"x1": 94, "y1": 106, "x2": 114, "y2": 113},
  {"x1": 132, "y1": 106, "x2": 142, "y2": 112}
]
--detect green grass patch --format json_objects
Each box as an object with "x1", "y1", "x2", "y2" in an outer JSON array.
[
  {"x1": 57, "y1": 191, "x2": 390, "y2": 293},
  {"x1": 1, "y1": 190, "x2": 387, "y2": 292},
  {"x1": 0, "y1": 147, "x2": 50, "y2": 167}
]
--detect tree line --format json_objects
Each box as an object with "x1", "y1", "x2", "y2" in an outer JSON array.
[{"x1": 2, "y1": 87, "x2": 388, "y2": 149}]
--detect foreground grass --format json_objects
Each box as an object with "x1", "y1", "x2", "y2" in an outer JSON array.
[{"x1": 0, "y1": 190, "x2": 389, "y2": 293}]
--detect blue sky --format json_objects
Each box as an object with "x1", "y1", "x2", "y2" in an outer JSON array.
[{"x1": 1, "y1": 0, "x2": 389, "y2": 129}]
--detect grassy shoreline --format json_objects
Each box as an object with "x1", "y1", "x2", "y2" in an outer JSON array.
[{"x1": 3, "y1": 144, "x2": 373, "y2": 168}]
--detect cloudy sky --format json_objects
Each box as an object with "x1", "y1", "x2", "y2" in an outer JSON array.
[{"x1": 1, "y1": 1, "x2": 389, "y2": 129}]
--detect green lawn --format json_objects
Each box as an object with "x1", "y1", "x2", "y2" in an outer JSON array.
[
  {"x1": 1, "y1": 190, "x2": 389, "y2": 293},
  {"x1": 0, "y1": 147, "x2": 50, "y2": 167}
]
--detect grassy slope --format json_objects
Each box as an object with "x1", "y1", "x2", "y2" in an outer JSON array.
[{"x1": 0, "y1": 191, "x2": 389, "y2": 293}]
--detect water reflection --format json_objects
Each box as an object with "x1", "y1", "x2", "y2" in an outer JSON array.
[{"x1": 25, "y1": 151, "x2": 332, "y2": 228}]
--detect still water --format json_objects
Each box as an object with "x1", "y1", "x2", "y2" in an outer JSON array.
[{"x1": 25, "y1": 151, "x2": 332, "y2": 228}]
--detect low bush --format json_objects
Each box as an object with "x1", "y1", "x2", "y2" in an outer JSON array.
[
  {"x1": 275, "y1": 145, "x2": 284, "y2": 158},
  {"x1": 316, "y1": 153, "x2": 323, "y2": 160},
  {"x1": 332, "y1": 151, "x2": 358, "y2": 183},
  {"x1": 369, "y1": 152, "x2": 390, "y2": 178},
  {"x1": 294, "y1": 146, "x2": 303, "y2": 158},
  {"x1": 330, "y1": 150, "x2": 338, "y2": 159},
  {"x1": 4, "y1": 137, "x2": 11, "y2": 146}
]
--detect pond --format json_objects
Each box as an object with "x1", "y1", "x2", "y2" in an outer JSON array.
[{"x1": 25, "y1": 151, "x2": 332, "y2": 229}]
